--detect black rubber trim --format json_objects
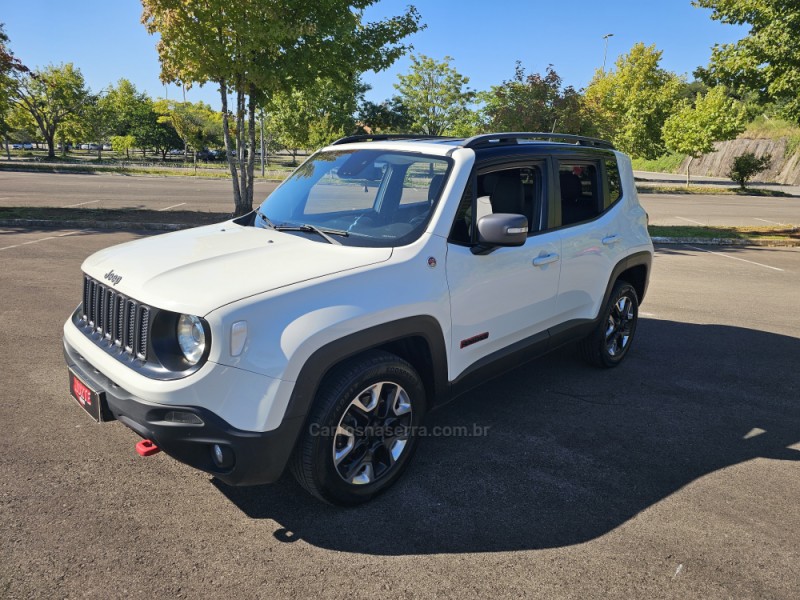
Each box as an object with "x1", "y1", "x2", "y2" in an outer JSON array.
[
  {"x1": 450, "y1": 330, "x2": 551, "y2": 398},
  {"x1": 284, "y1": 316, "x2": 450, "y2": 421},
  {"x1": 64, "y1": 337, "x2": 301, "y2": 485},
  {"x1": 602, "y1": 250, "x2": 652, "y2": 305}
]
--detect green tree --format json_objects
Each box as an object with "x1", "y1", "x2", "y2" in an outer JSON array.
[
  {"x1": 481, "y1": 63, "x2": 593, "y2": 135},
  {"x1": 695, "y1": 0, "x2": 800, "y2": 124},
  {"x1": 265, "y1": 75, "x2": 366, "y2": 158},
  {"x1": 9, "y1": 63, "x2": 91, "y2": 157},
  {"x1": 78, "y1": 96, "x2": 114, "y2": 159},
  {"x1": 728, "y1": 152, "x2": 772, "y2": 189},
  {"x1": 584, "y1": 43, "x2": 684, "y2": 158},
  {"x1": 1, "y1": 23, "x2": 28, "y2": 159},
  {"x1": 394, "y1": 55, "x2": 475, "y2": 136},
  {"x1": 357, "y1": 97, "x2": 411, "y2": 133},
  {"x1": 154, "y1": 99, "x2": 222, "y2": 164},
  {"x1": 138, "y1": 106, "x2": 183, "y2": 160},
  {"x1": 662, "y1": 86, "x2": 746, "y2": 185},
  {"x1": 142, "y1": 0, "x2": 421, "y2": 216},
  {"x1": 102, "y1": 79, "x2": 155, "y2": 156}
]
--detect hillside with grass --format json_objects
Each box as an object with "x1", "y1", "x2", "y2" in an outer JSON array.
[{"x1": 633, "y1": 118, "x2": 800, "y2": 184}]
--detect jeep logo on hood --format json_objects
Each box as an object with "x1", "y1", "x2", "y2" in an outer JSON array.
[{"x1": 104, "y1": 269, "x2": 123, "y2": 286}]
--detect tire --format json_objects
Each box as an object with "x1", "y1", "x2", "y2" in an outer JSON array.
[
  {"x1": 290, "y1": 350, "x2": 426, "y2": 505},
  {"x1": 579, "y1": 281, "x2": 639, "y2": 368}
]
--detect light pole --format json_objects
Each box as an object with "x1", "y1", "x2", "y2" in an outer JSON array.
[{"x1": 602, "y1": 33, "x2": 615, "y2": 73}]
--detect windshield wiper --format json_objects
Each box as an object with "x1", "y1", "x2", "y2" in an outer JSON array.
[
  {"x1": 257, "y1": 211, "x2": 277, "y2": 229},
  {"x1": 273, "y1": 223, "x2": 349, "y2": 245}
]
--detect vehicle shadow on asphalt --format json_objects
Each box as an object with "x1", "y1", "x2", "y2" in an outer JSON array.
[{"x1": 214, "y1": 318, "x2": 799, "y2": 555}]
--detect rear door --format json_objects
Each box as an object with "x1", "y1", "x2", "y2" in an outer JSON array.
[{"x1": 552, "y1": 155, "x2": 627, "y2": 324}]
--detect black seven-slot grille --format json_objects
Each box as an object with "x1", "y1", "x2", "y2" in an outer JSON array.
[{"x1": 82, "y1": 275, "x2": 150, "y2": 360}]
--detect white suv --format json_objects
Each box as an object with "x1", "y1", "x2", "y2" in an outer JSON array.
[{"x1": 63, "y1": 133, "x2": 653, "y2": 504}]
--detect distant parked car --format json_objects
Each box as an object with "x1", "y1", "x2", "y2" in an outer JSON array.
[
  {"x1": 196, "y1": 149, "x2": 220, "y2": 162},
  {"x1": 168, "y1": 148, "x2": 185, "y2": 155},
  {"x1": 11, "y1": 142, "x2": 33, "y2": 150},
  {"x1": 102, "y1": 143, "x2": 112, "y2": 151}
]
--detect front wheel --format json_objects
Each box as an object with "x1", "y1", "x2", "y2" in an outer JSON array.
[
  {"x1": 579, "y1": 281, "x2": 639, "y2": 368},
  {"x1": 290, "y1": 351, "x2": 426, "y2": 505}
]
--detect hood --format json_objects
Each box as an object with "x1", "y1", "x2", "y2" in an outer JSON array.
[{"x1": 81, "y1": 222, "x2": 392, "y2": 315}]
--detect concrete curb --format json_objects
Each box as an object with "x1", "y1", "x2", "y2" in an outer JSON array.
[{"x1": 3, "y1": 219, "x2": 799, "y2": 246}]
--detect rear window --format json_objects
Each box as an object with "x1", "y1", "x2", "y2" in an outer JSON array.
[{"x1": 605, "y1": 157, "x2": 622, "y2": 208}]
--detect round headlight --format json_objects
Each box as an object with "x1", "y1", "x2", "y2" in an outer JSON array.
[{"x1": 177, "y1": 314, "x2": 206, "y2": 364}]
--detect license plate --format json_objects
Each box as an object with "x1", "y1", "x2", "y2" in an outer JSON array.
[{"x1": 68, "y1": 369, "x2": 104, "y2": 422}]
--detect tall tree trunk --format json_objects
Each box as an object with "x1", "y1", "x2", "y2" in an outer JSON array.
[
  {"x1": 234, "y1": 86, "x2": 250, "y2": 216},
  {"x1": 45, "y1": 132, "x2": 55, "y2": 158},
  {"x1": 686, "y1": 156, "x2": 693, "y2": 187},
  {"x1": 245, "y1": 85, "x2": 257, "y2": 212},
  {"x1": 219, "y1": 81, "x2": 243, "y2": 212},
  {"x1": 3, "y1": 134, "x2": 10, "y2": 160}
]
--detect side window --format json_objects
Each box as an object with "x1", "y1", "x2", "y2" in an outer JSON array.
[
  {"x1": 449, "y1": 165, "x2": 544, "y2": 244},
  {"x1": 605, "y1": 157, "x2": 622, "y2": 208},
  {"x1": 558, "y1": 162, "x2": 601, "y2": 226}
]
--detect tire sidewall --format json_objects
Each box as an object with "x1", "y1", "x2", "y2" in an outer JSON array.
[
  {"x1": 600, "y1": 283, "x2": 639, "y2": 367},
  {"x1": 309, "y1": 357, "x2": 426, "y2": 504}
]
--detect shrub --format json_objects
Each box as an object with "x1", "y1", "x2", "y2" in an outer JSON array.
[{"x1": 728, "y1": 152, "x2": 772, "y2": 190}]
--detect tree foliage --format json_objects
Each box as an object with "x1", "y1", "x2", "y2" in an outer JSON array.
[
  {"x1": 584, "y1": 43, "x2": 684, "y2": 158},
  {"x1": 728, "y1": 151, "x2": 772, "y2": 189},
  {"x1": 662, "y1": 86, "x2": 746, "y2": 184},
  {"x1": 1, "y1": 23, "x2": 28, "y2": 152},
  {"x1": 265, "y1": 76, "x2": 366, "y2": 153},
  {"x1": 481, "y1": 63, "x2": 592, "y2": 135},
  {"x1": 357, "y1": 97, "x2": 411, "y2": 133},
  {"x1": 9, "y1": 63, "x2": 91, "y2": 157},
  {"x1": 394, "y1": 55, "x2": 475, "y2": 136},
  {"x1": 695, "y1": 0, "x2": 800, "y2": 123},
  {"x1": 154, "y1": 99, "x2": 222, "y2": 161},
  {"x1": 142, "y1": 0, "x2": 421, "y2": 215}
]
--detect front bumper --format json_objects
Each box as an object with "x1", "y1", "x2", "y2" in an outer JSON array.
[{"x1": 64, "y1": 338, "x2": 305, "y2": 485}]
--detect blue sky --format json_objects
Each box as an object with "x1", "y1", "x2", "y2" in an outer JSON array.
[{"x1": 3, "y1": 1, "x2": 747, "y2": 108}]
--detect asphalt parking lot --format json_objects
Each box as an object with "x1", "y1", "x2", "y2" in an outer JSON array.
[{"x1": 1, "y1": 224, "x2": 798, "y2": 598}]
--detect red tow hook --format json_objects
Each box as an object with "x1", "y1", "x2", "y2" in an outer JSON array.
[{"x1": 136, "y1": 439, "x2": 161, "y2": 457}]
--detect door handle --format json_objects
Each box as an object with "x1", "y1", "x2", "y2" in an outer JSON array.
[
  {"x1": 533, "y1": 253, "x2": 560, "y2": 267},
  {"x1": 602, "y1": 234, "x2": 620, "y2": 245}
]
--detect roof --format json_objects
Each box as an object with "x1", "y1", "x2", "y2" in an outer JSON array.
[{"x1": 330, "y1": 132, "x2": 615, "y2": 151}]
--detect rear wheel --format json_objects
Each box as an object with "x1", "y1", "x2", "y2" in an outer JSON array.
[
  {"x1": 290, "y1": 350, "x2": 426, "y2": 505},
  {"x1": 580, "y1": 281, "x2": 639, "y2": 368}
]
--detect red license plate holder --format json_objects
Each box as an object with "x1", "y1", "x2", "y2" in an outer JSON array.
[{"x1": 68, "y1": 369, "x2": 105, "y2": 422}]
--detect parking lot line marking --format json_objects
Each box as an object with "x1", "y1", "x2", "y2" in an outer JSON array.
[
  {"x1": 63, "y1": 200, "x2": 99, "y2": 208},
  {"x1": 675, "y1": 216, "x2": 705, "y2": 225},
  {"x1": 159, "y1": 203, "x2": 187, "y2": 211},
  {"x1": 684, "y1": 244, "x2": 785, "y2": 272},
  {"x1": 753, "y1": 217, "x2": 786, "y2": 226},
  {"x1": 0, "y1": 230, "x2": 84, "y2": 251}
]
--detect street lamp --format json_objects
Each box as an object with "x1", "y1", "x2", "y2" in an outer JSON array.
[{"x1": 602, "y1": 33, "x2": 615, "y2": 73}]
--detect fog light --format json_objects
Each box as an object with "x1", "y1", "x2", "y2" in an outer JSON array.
[
  {"x1": 213, "y1": 444, "x2": 224, "y2": 465},
  {"x1": 211, "y1": 444, "x2": 234, "y2": 469}
]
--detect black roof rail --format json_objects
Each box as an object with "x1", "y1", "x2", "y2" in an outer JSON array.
[
  {"x1": 330, "y1": 134, "x2": 451, "y2": 145},
  {"x1": 461, "y1": 132, "x2": 615, "y2": 150}
]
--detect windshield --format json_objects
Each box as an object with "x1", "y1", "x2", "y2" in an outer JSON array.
[{"x1": 256, "y1": 149, "x2": 451, "y2": 247}]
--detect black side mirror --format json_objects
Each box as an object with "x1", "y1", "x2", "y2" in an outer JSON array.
[{"x1": 475, "y1": 213, "x2": 528, "y2": 252}]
